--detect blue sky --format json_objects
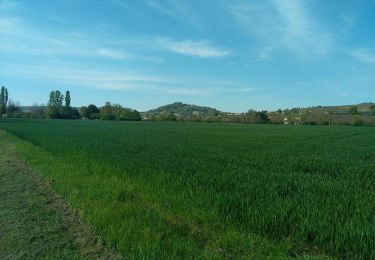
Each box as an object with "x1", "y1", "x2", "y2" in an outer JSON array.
[{"x1": 1, "y1": 0, "x2": 375, "y2": 112}]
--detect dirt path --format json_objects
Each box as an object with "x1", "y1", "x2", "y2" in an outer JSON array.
[{"x1": 0, "y1": 132, "x2": 123, "y2": 259}]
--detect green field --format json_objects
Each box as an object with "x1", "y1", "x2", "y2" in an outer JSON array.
[{"x1": 1, "y1": 119, "x2": 374, "y2": 258}]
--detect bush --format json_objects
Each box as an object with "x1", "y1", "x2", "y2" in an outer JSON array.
[{"x1": 352, "y1": 115, "x2": 363, "y2": 126}]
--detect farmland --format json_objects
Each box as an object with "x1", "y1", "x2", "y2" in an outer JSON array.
[{"x1": 0, "y1": 119, "x2": 374, "y2": 258}]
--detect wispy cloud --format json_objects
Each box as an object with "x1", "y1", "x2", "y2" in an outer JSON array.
[
  {"x1": 0, "y1": 16, "x2": 164, "y2": 62},
  {"x1": 113, "y1": 0, "x2": 145, "y2": 16},
  {"x1": 96, "y1": 48, "x2": 130, "y2": 60},
  {"x1": 1, "y1": 63, "x2": 171, "y2": 91},
  {"x1": 155, "y1": 37, "x2": 230, "y2": 58},
  {"x1": 115, "y1": 0, "x2": 201, "y2": 28},
  {"x1": 144, "y1": 0, "x2": 201, "y2": 28},
  {"x1": 1, "y1": 61, "x2": 256, "y2": 97},
  {"x1": 351, "y1": 49, "x2": 375, "y2": 63},
  {"x1": 48, "y1": 16, "x2": 65, "y2": 23},
  {"x1": 164, "y1": 88, "x2": 212, "y2": 96},
  {"x1": 164, "y1": 85, "x2": 256, "y2": 96},
  {"x1": 0, "y1": 0, "x2": 18, "y2": 9},
  {"x1": 224, "y1": 0, "x2": 332, "y2": 57}
]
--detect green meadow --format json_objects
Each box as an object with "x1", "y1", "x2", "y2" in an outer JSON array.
[{"x1": 1, "y1": 119, "x2": 374, "y2": 259}]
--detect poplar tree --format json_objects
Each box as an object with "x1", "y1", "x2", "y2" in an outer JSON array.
[
  {"x1": 65, "y1": 90, "x2": 71, "y2": 107},
  {"x1": 0, "y1": 86, "x2": 8, "y2": 115}
]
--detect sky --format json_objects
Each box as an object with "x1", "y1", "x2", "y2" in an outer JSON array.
[{"x1": 1, "y1": 0, "x2": 375, "y2": 112}]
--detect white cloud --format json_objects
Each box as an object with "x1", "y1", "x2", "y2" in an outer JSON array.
[
  {"x1": 155, "y1": 37, "x2": 230, "y2": 58},
  {"x1": 224, "y1": 0, "x2": 332, "y2": 57},
  {"x1": 351, "y1": 49, "x2": 375, "y2": 63},
  {"x1": 97, "y1": 48, "x2": 130, "y2": 60}
]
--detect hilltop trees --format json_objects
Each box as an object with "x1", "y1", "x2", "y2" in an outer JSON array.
[{"x1": 0, "y1": 86, "x2": 9, "y2": 115}]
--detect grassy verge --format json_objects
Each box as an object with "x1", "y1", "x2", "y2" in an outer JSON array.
[{"x1": 0, "y1": 130, "x2": 122, "y2": 259}]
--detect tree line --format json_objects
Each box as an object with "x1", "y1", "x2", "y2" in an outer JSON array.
[
  {"x1": 46, "y1": 89, "x2": 141, "y2": 121},
  {"x1": 0, "y1": 87, "x2": 141, "y2": 121},
  {"x1": 2, "y1": 85, "x2": 375, "y2": 126},
  {"x1": 79, "y1": 102, "x2": 141, "y2": 121}
]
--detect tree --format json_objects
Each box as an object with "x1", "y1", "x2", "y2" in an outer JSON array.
[
  {"x1": 159, "y1": 111, "x2": 176, "y2": 121},
  {"x1": 247, "y1": 109, "x2": 257, "y2": 115},
  {"x1": 112, "y1": 103, "x2": 123, "y2": 120},
  {"x1": 7, "y1": 99, "x2": 20, "y2": 113},
  {"x1": 0, "y1": 87, "x2": 3, "y2": 114},
  {"x1": 62, "y1": 90, "x2": 79, "y2": 119},
  {"x1": 255, "y1": 111, "x2": 269, "y2": 124},
  {"x1": 301, "y1": 110, "x2": 311, "y2": 124},
  {"x1": 65, "y1": 91, "x2": 71, "y2": 107},
  {"x1": 0, "y1": 86, "x2": 8, "y2": 115},
  {"x1": 47, "y1": 90, "x2": 64, "y2": 118},
  {"x1": 349, "y1": 106, "x2": 358, "y2": 115},
  {"x1": 352, "y1": 115, "x2": 363, "y2": 126},
  {"x1": 80, "y1": 106, "x2": 88, "y2": 118},
  {"x1": 30, "y1": 103, "x2": 47, "y2": 118},
  {"x1": 86, "y1": 104, "x2": 100, "y2": 119},
  {"x1": 100, "y1": 102, "x2": 115, "y2": 120},
  {"x1": 120, "y1": 109, "x2": 141, "y2": 121},
  {"x1": 48, "y1": 90, "x2": 64, "y2": 107},
  {"x1": 370, "y1": 105, "x2": 375, "y2": 116},
  {"x1": 5, "y1": 88, "x2": 8, "y2": 112},
  {"x1": 6, "y1": 99, "x2": 23, "y2": 118}
]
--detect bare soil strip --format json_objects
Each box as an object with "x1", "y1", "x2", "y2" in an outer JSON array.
[{"x1": 0, "y1": 131, "x2": 123, "y2": 259}]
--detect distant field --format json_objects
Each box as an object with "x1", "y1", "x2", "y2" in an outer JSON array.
[{"x1": 1, "y1": 119, "x2": 374, "y2": 258}]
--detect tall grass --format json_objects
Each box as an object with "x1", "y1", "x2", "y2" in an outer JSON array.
[{"x1": 0, "y1": 119, "x2": 374, "y2": 258}]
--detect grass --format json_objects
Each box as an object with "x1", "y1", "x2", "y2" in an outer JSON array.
[
  {"x1": 0, "y1": 130, "x2": 122, "y2": 259},
  {"x1": 0, "y1": 119, "x2": 374, "y2": 258}
]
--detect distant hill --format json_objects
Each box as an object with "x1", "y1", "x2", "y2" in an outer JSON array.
[
  {"x1": 145, "y1": 102, "x2": 222, "y2": 116},
  {"x1": 20, "y1": 106, "x2": 36, "y2": 112},
  {"x1": 307, "y1": 103, "x2": 375, "y2": 115}
]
